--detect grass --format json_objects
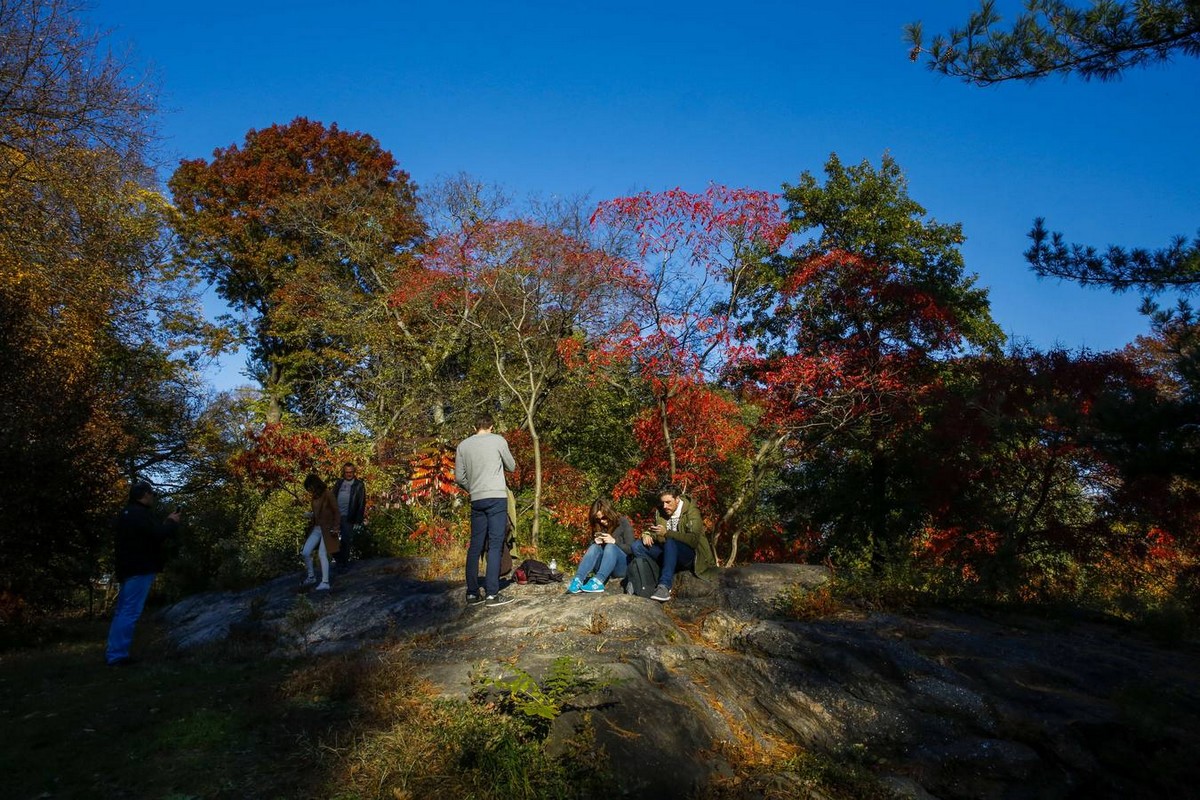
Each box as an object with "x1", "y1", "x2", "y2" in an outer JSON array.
[
  {"x1": 0, "y1": 614, "x2": 608, "y2": 800},
  {"x1": 1, "y1": 617, "x2": 333, "y2": 799}
]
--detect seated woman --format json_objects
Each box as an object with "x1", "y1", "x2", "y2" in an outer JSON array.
[{"x1": 567, "y1": 498, "x2": 635, "y2": 594}]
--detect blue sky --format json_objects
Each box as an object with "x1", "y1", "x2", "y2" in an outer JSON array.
[{"x1": 89, "y1": 1, "x2": 1199, "y2": 390}]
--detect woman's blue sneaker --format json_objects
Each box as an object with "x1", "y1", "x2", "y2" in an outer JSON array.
[
  {"x1": 567, "y1": 577, "x2": 584, "y2": 594},
  {"x1": 581, "y1": 577, "x2": 606, "y2": 593}
]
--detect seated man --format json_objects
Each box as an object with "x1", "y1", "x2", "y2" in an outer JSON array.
[{"x1": 631, "y1": 483, "x2": 715, "y2": 602}]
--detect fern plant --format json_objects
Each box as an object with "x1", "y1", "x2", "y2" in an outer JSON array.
[{"x1": 472, "y1": 656, "x2": 616, "y2": 740}]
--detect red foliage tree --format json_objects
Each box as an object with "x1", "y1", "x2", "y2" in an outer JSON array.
[
  {"x1": 613, "y1": 382, "x2": 750, "y2": 513},
  {"x1": 418, "y1": 218, "x2": 641, "y2": 546},
  {"x1": 229, "y1": 422, "x2": 337, "y2": 498},
  {"x1": 170, "y1": 117, "x2": 423, "y2": 424},
  {"x1": 592, "y1": 186, "x2": 788, "y2": 551},
  {"x1": 402, "y1": 441, "x2": 462, "y2": 505},
  {"x1": 907, "y1": 346, "x2": 1200, "y2": 597}
]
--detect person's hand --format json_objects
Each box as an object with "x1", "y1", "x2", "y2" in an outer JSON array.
[
  {"x1": 641, "y1": 533, "x2": 654, "y2": 547},
  {"x1": 167, "y1": 511, "x2": 182, "y2": 523}
]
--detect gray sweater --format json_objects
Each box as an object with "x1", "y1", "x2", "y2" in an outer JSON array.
[{"x1": 454, "y1": 431, "x2": 516, "y2": 501}]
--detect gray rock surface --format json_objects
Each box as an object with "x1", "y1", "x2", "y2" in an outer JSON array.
[{"x1": 161, "y1": 558, "x2": 1200, "y2": 799}]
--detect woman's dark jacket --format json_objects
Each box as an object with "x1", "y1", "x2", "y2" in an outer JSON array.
[
  {"x1": 600, "y1": 515, "x2": 637, "y2": 555},
  {"x1": 114, "y1": 502, "x2": 178, "y2": 582}
]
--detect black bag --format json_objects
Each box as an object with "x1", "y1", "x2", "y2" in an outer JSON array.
[
  {"x1": 624, "y1": 555, "x2": 660, "y2": 598},
  {"x1": 516, "y1": 558, "x2": 561, "y2": 584}
]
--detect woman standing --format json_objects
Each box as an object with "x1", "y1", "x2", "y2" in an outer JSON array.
[
  {"x1": 567, "y1": 498, "x2": 635, "y2": 594},
  {"x1": 301, "y1": 474, "x2": 340, "y2": 591}
]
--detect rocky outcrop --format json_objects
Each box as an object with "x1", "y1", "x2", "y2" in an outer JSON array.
[{"x1": 161, "y1": 559, "x2": 1200, "y2": 799}]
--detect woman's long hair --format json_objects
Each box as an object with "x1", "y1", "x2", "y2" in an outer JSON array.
[
  {"x1": 589, "y1": 497, "x2": 620, "y2": 534},
  {"x1": 303, "y1": 474, "x2": 327, "y2": 496}
]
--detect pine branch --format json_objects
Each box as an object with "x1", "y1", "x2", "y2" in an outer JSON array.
[
  {"x1": 907, "y1": 0, "x2": 1200, "y2": 85},
  {"x1": 1026, "y1": 217, "x2": 1200, "y2": 293}
]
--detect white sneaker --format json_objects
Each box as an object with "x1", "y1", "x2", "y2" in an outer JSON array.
[{"x1": 314, "y1": 582, "x2": 330, "y2": 591}]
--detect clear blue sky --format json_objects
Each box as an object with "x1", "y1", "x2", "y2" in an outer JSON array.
[{"x1": 89, "y1": 1, "x2": 1199, "y2": 391}]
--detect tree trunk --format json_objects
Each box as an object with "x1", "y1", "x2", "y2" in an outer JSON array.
[
  {"x1": 529, "y1": 416, "x2": 542, "y2": 549},
  {"x1": 868, "y1": 437, "x2": 889, "y2": 572},
  {"x1": 658, "y1": 393, "x2": 676, "y2": 482},
  {"x1": 716, "y1": 434, "x2": 790, "y2": 567},
  {"x1": 265, "y1": 361, "x2": 284, "y2": 425}
]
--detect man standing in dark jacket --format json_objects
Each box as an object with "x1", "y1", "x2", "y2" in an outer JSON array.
[
  {"x1": 105, "y1": 482, "x2": 180, "y2": 666},
  {"x1": 333, "y1": 463, "x2": 366, "y2": 567}
]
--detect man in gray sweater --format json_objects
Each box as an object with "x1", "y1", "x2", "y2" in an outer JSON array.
[{"x1": 455, "y1": 413, "x2": 517, "y2": 607}]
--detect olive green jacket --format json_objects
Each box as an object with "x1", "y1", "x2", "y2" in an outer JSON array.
[{"x1": 653, "y1": 496, "x2": 716, "y2": 576}]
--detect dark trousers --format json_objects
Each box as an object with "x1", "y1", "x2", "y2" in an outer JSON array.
[
  {"x1": 336, "y1": 519, "x2": 355, "y2": 565},
  {"x1": 467, "y1": 497, "x2": 507, "y2": 597},
  {"x1": 632, "y1": 537, "x2": 695, "y2": 588}
]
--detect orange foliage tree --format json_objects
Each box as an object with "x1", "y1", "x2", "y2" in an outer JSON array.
[
  {"x1": 0, "y1": 0, "x2": 215, "y2": 610},
  {"x1": 170, "y1": 117, "x2": 424, "y2": 426}
]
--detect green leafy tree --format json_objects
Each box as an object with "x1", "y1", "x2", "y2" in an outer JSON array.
[
  {"x1": 749, "y1": 154, "x2": 1004, "y2": 567},
  {"x1": 907, "y1": 1, "x2": 1200, "y2": 293}
]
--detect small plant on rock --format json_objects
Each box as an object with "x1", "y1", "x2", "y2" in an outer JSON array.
[
  {"x1": 284, "y1": 595, "x2": 320, "y2": 634},
  {"x1": 773, "y1": 582, "x2": 844, "y2": 620},
  {"x1": 586, "y1": 609, "x2": 609, "y2": 635},
  {"x1": 472, "y1": 656, "x2": 616, "y2": 741}
]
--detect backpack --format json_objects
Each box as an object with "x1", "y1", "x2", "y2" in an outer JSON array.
[
  {"x1": 479, "y1": 530, "x2": 517, "y2": 577},
  {"x1": 624, "y1": 555, "x2": 660, "y2": 598},
  {"x1": 514, "y1": 558, "x2": 561, "y2": 585}
]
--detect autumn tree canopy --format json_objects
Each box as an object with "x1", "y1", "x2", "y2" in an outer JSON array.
[
  {"x1": 0, "y1": 0, "x2": 212, "y2": 608},
  {"x1": 169, "y1": 118, "x2": 425, "y2": 425},
  {"x1": 743, "y1": 154, "x2": 1005, "y2": 563}
]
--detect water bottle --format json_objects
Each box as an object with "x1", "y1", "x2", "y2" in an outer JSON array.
[{"x1": 549, "y1": 558, "x2": 558, "y2": 573}]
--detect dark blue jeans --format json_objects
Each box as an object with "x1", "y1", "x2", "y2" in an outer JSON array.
[
  {"x1": 630, "y1": 537, "x2": 662, "y2": 562},
  {"x1": 632, "y1": 537, "x2": 694, "y2": 588},
  {"x1": 467, "y1": 497, "x2": 508, "y2": 597}
]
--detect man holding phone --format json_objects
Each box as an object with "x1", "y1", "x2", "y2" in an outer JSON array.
[{"x1": 632, "y1": 483, "x2": 715, "y2": 602}]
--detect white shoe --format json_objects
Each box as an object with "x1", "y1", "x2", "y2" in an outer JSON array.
[{"x1": 314, "y1": 582, "x2": 330, "y2": 591}]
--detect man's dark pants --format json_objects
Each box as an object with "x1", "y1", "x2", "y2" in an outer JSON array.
[
  {"x1": 467, "y1": 497, "x2": 507, "y2": 597},
  {"x1": 336, "y1": 519, "x2": 355, "y2": 566}
]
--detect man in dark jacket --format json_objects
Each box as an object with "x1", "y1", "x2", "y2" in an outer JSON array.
[
  {"x1": 104, "y1": 482, "x2": 180, "y2": 666},
  {"x1": 632, "y1": 483, "x2": 716, "y2": 602},
  {"x1": 333, "y1": 462, "x2": 366, "y2": 567}
]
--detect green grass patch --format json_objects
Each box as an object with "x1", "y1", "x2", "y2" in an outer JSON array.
[
  {"x1": 1, "y1": 618, "x2": 324, "y2": 799},
  {"x1": 1, "y1": 616, "x2": 610, "y2": 800}
]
